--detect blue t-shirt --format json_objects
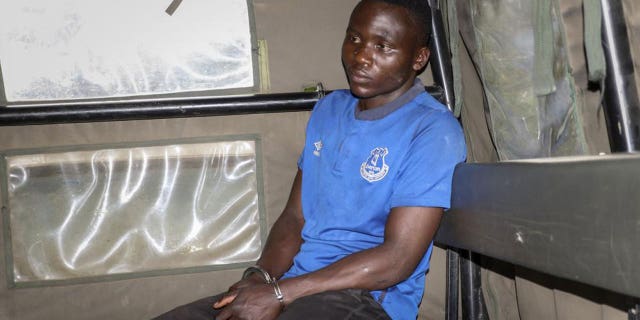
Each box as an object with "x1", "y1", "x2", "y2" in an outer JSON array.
[{"x1": 283, "y1": 86, "x2": 466, "y2": 320}]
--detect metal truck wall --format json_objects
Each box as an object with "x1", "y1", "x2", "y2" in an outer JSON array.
[{"x1": 0, "y1": 113, "x2": 307, "y2": 319}]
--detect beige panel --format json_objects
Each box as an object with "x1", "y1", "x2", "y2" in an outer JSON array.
[
  {"x1": 603, "y1": 305, "x2": 628, "y2": 320},
  {"x1": 553, "y1": 285, "x2": 628, "y2": 320},
  {"x1": 481, "y1": 259, "x2": 520, "y2": 320},
  {"x1": 419, "y1": 246, "x2": 447, "y2": 320},
  {"x1": 513, "y1": 269, "x2": 631, "y2": 320},
  {"x1": 0, "y1": 112, "x2": 309, "y2": 319},
  {"x1": 554, "y1": 290, "x2": 603, "y2": 320},
  {"x1": 253, "y1": 0, "x2": 359, "y2": 93},
  {"x1": 253, "y1": 0, "x2": 435, "y2": 93},
  {"x1": 515, "y1": 274, "x2": 558, "y2": 320}
]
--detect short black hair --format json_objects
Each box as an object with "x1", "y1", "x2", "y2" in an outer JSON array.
[{"x1": 365, "y1": 0, "x2": 432, "y2": 47}]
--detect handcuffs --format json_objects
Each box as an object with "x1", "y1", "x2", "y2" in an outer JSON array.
[{"x1": 242, "y1": 265, "x2": 285, "y2": 308}]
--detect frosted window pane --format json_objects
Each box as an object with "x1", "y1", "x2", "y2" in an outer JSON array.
[
  {"x1": 0, "y1": 0, "x2": 254, "y2": 102},
  {"x1": 4, "y1": 139, "x2": 263, "y2": 284}
]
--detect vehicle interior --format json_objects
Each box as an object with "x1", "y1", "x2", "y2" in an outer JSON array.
[{"x1": 0, "y1": 0, "x2": 638, "y2": 319}]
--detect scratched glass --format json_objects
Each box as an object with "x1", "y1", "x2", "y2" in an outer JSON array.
[
  {"x1": 0, "y1": 0, "x2": 253, "y2": 102},
  {"x1": 4, "y1": 140, "x2": 262, "y2": 284}
]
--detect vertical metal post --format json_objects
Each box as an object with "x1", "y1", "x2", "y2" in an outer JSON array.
[
  {"x1": 430, "y1": 2, "x2": 477, "y2": 318},
  {"x1": 460, "y1": 250, "x2": 490, "y2": 320},
  {"x1": 428, "y1": 0, "x2": 455, "y2": 111},
  {"x1": 600, "y1": 0, "x2": 640, "y2": 152},
  {"x1": 629, "y1": 304, "x2": 640, "y2": 320},
  {"x1": 446, "y1": 248, "x2": 460, "y2": 320}
]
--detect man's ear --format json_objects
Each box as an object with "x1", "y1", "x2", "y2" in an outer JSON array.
[{"x1": 413, "y1": 47, "x2": 430, "y2": 71}]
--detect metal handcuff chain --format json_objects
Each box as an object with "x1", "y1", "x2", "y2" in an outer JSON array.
[{"x1": 242, "y1": 266, "x2": 285, "y2": 308}]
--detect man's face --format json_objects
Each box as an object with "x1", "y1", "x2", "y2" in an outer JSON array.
[{"x1": 341, "y1": 0, "x2": 429, "y2": 110}]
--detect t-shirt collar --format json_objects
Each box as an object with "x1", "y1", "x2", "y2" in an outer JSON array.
[{"x1": 354, "y1": 78, "x2": 425, "y2": 121}]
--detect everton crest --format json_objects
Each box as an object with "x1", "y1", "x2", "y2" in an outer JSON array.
[
  {"x1": 360, "y1": 147, "x2": 389, "y2": 182},
  {"x1": 313, "y1": 140, "x2": 323, "y2": 156}
]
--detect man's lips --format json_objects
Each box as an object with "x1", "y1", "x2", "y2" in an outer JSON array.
[{"x1": 348, "y1": 68, "x2": 371, "y2": 83}]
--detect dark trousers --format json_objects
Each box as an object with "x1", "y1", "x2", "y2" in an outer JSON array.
[{"x1": 154, "y1": 289, "x2": 391, "y2": 320}]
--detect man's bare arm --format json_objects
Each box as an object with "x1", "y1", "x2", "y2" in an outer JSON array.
[
  {"x1": 257, "y1": 169, "x2": 305, "y2": 278},
  {"x1": 213, "y1": 169, "x2": 303, "y2": 311},
  {"x1": 278, "y1": 205, "x2": 443, "y2": 304}
]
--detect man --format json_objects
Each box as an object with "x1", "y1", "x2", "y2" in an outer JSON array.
[{"x1": 156, "y1": 0, "x2": 465, "y2": 319}]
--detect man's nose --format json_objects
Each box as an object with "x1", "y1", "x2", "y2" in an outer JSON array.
[{"x1": 354, "y1": 44, "x2": 372, "y2": 65}]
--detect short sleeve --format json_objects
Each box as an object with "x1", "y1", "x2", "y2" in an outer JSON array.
[
  {"x1": 297, "y1": 149, "x2": 305, "y2": 169},
  {"x1": 389, "y1": 113, "x2": 466, "y2": 209}
]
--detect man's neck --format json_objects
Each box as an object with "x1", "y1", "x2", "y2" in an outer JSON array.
[{"x1": 355, "y1": 78, "x2": 425, "y2": 121}]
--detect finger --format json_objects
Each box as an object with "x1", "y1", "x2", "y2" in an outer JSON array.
[
  {"x1": 213, "y1": 293, "x2": 237, "y2": 309},
  {"x1": 215, "y1": 308, "x2": 231, "y2": 320}
]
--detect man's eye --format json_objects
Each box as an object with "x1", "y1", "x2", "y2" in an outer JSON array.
[
  {"x1": 349, "y1": 35, "x2": 360, "y2": 42},
  {"x1": 376, "y1": 43, "x2": 392, "y2": 51}
]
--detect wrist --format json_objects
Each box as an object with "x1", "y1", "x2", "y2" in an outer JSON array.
[
  {"x1": 242, "y1": 265, "x2": 274, "y2": 284},
  {"x1": 243, "y1": 265, "x2": 286, "y2": 308},
  {"x1": 272, "y1": 279, "x2": 285, "y2": 309}
]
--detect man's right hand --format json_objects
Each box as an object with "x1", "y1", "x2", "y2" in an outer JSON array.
[
  {"x1": 213, "y1": 274, "x2": 265, "y2": 309},
  {"x1": 213, "y1": 283, "x2": 283, "y2": 320}
]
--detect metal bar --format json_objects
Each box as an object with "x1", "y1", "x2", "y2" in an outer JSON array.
[
  {"x1": 630, "y1": 304, "x2": 640, "y2": 320},
  {"x1": 0, "y1": 92, "x2": 320, "y2": 126},
  {"x1": 428, "y1": 0, "x2": 455, "y2": 111},
  {"x1": 435, "y1": 155, "x2": 640, "y2": 299},
  {"x1": 460, "y1": 251, "x2": 489, "y2": 320},
  {"x1": 600, "y1": 0, "x2": 640, "y2": 152},
  {"x1": 445, "y1": 248, "x2": 460, "y2": 320},
  {"x1": 0, "y1": 87, "x2": 444, "y2": 126}
]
